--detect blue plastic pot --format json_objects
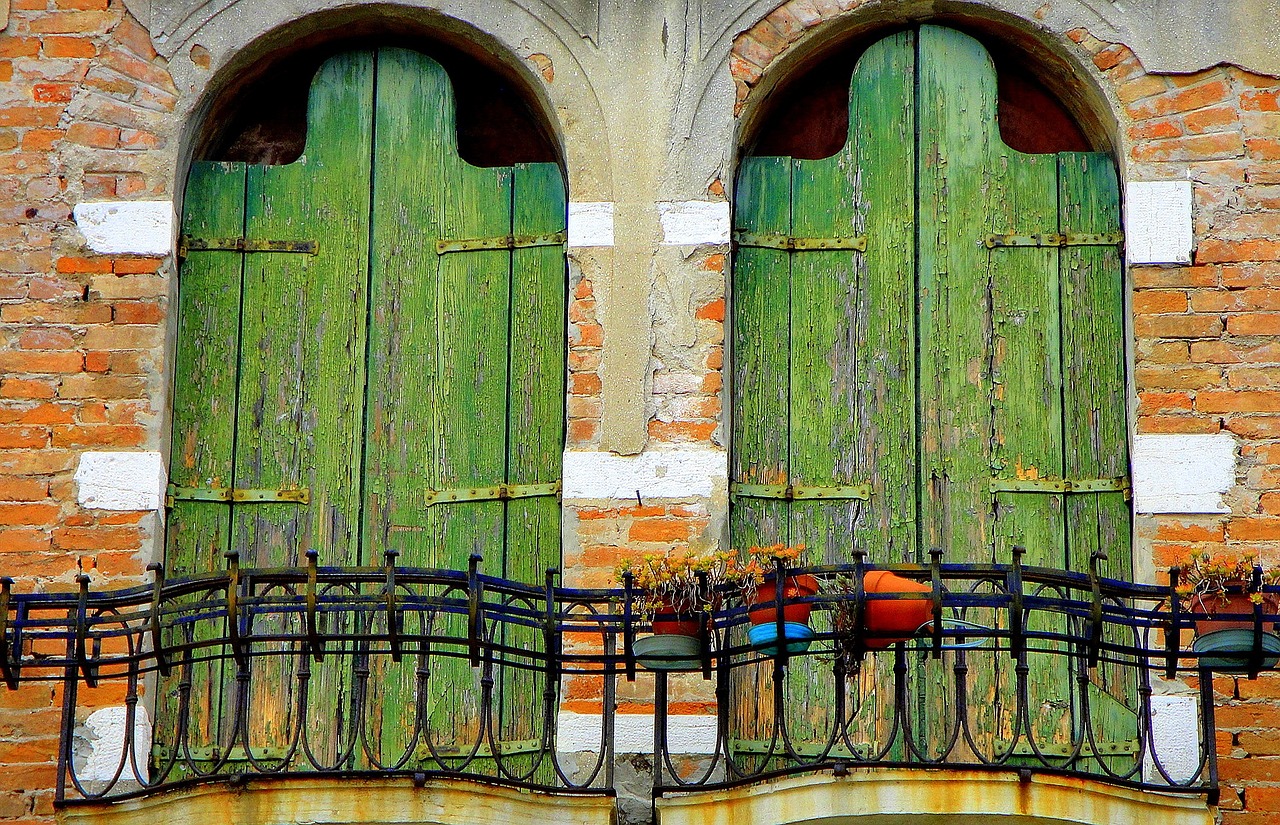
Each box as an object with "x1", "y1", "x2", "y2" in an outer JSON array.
[
  {"x1": 1192, "y1": 628, "x2": 1280, "y2": 672},
  {"x1": 747, "y1": 621, "x2": 815, "y2": 656}
]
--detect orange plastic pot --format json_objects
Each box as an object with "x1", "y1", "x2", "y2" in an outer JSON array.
[
  {"x1": 861, "y1": 570, "x2": 932, "y2": 649},
  {"x1": 747, "y1": 574, "x2": 820, "y2": 626}
]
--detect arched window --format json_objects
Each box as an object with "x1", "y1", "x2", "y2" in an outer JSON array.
[
  {"x1": 730, "y1": 24, "x2": 1133, "y2": 768},
  {"x1": 161, "y1": 44, "x2": 565, "y2": 775},
  {"x1": 732, "y1": 24, "x2": 1129, "y2": 575}
]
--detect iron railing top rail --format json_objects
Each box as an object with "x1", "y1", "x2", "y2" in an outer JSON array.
[{"x1": 1, "y1": 556, "x2": 1275, "y2": 678}]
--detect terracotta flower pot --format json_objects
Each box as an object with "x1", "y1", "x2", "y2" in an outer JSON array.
[
  {"x1": 1190, "y1": 591, "x2": 1276, "y2": 635},
  {"x1": 1190, "y1": 590, "x2": 1280, "y2": 672},
  {"x1": 747, "y1": 574, "x2": 820, "y2": 626},
  {"x1": 650, "y1": 599, "x2": 702, "y2": 637},
  {"x1": 861, "y1": 570, "x2": 932, "y2": 649}
]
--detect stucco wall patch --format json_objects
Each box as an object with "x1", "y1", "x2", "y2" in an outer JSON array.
[
  {"x1": 75, "y1": 706, "x2": 151, "y2": 784},
  {"x1": 75, "y1": 451, "x2": 166, "y2": 511},
  {"x1": 73, "y1": 201, "x2": 175, "y2": 256},
  {"x1": 658, "y1": 201, "x2": 730, "y2": 246},
  {"x1": 557, "y1": 710, "x2": 717, "y2": 754},
  {"x1": 562, "y1": 448, "x2": 727, "y2": 500},
  {"x1": 1143, "y1": 694, "x2": 1201, "y2": 785},
  {"x1": 1125, "y1": 181, "x2": 1194, "y2": 265},
  {"x1": 568, "y1": 202, "x2": 615, "y2": 247},
  {"x1": 1131, "y1": 434, "x2": 1235, "y2": 514}
]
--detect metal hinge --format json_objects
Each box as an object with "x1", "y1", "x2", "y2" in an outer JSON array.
[
  {"x1": 983, "y1": 232, "x2": 1123, "y2": 249},
  {"x1": 179, "y1": 236, "x2": 319, "y2": 256},
  {"x1": 435, "y1": 231, "x2": 567, "y2": 255},
  {"x1": 730, "y1": 482, "x2": 871, "y2": 501},
  {"x1": 733, "y1": 231, "x2": 867, "y2": 252},
  {"x1": 989, "y1": 477, "x2": 1131, "y2": 495},
  {"x1": 166, "y1": 485, "x2": 310, "y2": 506},
  {"x1": 425, "y1": 481, "x2": 562, "y2": 507}
]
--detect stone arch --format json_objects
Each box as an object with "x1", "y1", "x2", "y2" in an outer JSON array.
[
  {"x1": 725, "y1": 1, "x2": 1122, "y2": 163},
  {"x1": 149, "y1": 0, "x2": 609, "y2": 202}
]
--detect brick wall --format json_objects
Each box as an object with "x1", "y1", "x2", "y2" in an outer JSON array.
[
  {"x1": 0, "y1": 1, "x2": 175, "y2": 819},
  {"x1": 2, "y1": 0, "x2": 1280, "y2": 822}
]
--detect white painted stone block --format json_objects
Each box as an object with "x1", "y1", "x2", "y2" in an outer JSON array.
[
  {"x1": 568, "y1": 202, "x2": 615, "y2": 247},
  {"x1": 658, "y1": 201, "x2": 730, "y2": 246},
  {"x1": 73, "y1": 201, "x2": 174, "y2": 256},
  {"x1": 75, "y1": 451, "x2": 166, "y2": 511},
  {"x1": 77, "y1": 705, "x2": 151, "y2": 783},
  {"x1": 557, "y1": 710, "x2": 717, "y2": 754},
  {"x1": 1125, "y1": 181, "x2": 1194, "y2": 265},
  {"x1": 1142, "y1": 694, "x2": 1199, "y2": 785},
  {"x1": 1132, "y1": 434, "x2": 1235, "y2": 514},
  {"x1": 562, "y1": 449, "x2": 727, "y2": 500}
]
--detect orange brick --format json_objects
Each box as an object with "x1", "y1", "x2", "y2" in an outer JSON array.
[
  {"x1": 648, "y1": 420, "x2": 718, "y2": 441},
  {"x1": 50, "y1": 424, "x2": 145, "y2": 447},
  {"x1": 0, "y1": 351, "x2": 83, "y2": 374},
  {"x1": 575, "y1": 322, "x2": 603, "y2": 347},
  {"x1": 1199, "y1": 239, "x2": 1280, "y2": 263},
  {"x1": 83, "y1": 351, "x2": 110, "y2": 373},
  {"x1": 0, "y1": 380, "x2": 56, "y2": 400},
  {"x1": 40, "y1": 35, "x2": 97, "y2": 58},
  {"x1": 30, "y1": 83, "x2": 73, "y2": 104},
  {"x1": 28, "y1": 10, "x2": 116, "y2": 34},
  {"x1": 0, "y1": 502, "x2": 59, "y2": 527},
  {"x1": 1197, "y1": 390, "x2": 1280, "y2": 413},
  {"x1": 1133, "y1": 314, "x2": 1223, "y2": 338},
  {"x1": 18, "y1": 328, "x2": 75, "y2": 350},
  {"x1": 0, "y1": 528, "x2": 52, "y2": 553},
  {"x1": 111, "y1": 258, "x2": 163, "y2": 274},
  {"x1": 570, "y1": 373, "x2": 601, "y2": 395},
  {"x1": 54, "y1": 255, "x2": 112, "y2": 274},
  {"x1": 629, "y1": 518, "x2": 691, "y2": 543},
  {"x1": 1133, "y1": 290, "x2": 1188, "y2": 314},
  {"x1": 695, "y1": 298, "x2": 725, "y2": 321},
  {"x1": 0, "y1": 38, "x2": 41, "y2": 58},
  {"x1": 0, "y1": 427, "x2": 49, "y2": 449},
  {"x1": 11, "y1": 404, "x2": 75, "y2": 426},
  {"x1": 112, "y1": 302, "x2": 162, "y2": 324},
  {"x1": 1155, "y1": 521, "x2": 1225, "y2": 542},
  {"x1": 64, "y1": 122, "x2": 119, "y2": 149},
  {"x1": 1227, "y1": 314, "x2": 1280, "y2": 336},
  {"x1": 1134, "y1": 365, "x2": 1222, "y2": 391},
  {"x1": 51, "y1": 526, "x2": 142, "y2": 551},
  {"x1": 1229, "y1": 518, "x2": 1280, "y2": 541}
]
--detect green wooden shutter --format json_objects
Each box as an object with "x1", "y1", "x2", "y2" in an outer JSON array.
[
  {"x1": 162, "y1": 47, "x2": 565, "y2": 776},
  {"x1": 731, "y1": 24, "x2": 1133, "y2": 769}
]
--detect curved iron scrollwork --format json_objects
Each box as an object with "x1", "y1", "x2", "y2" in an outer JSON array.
[{"x1": 0, "y1": 554, "x2": 1258, "y2": 804}]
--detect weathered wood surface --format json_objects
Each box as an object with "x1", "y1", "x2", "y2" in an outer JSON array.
[
  {"x1": 731, "y1": 24, "x2": 1132, "y2": 768},
  {"x1": 165, "y1": 47, "x2": 566, "y2": 775}
]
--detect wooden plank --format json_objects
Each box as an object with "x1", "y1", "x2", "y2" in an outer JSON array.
[
  {"x1": 160, "y1": 160, "x2": 247, "y2": 766},
  {"x1": 729, "y1": 155, "x2": 791, "y2": 756},
  {"x1": 915, "y1": 25, "x2": 996, "y2": 566},
  {"x1": 1059, "y1": 152, "x2": 1130, "y2": 579},
  {"x1": 730, "y1": 156, "x2": 791, "y2": 553},
  {"x1": 988, "y1": 151, "x2": 1064, "y2": 570},
  {"x1": 498, "y1": 161, "x2": 566, "y2": 781},
  {"x1": 504, "y1": 161, "x2": 565, "y2": 585},
  {"x1": 1059, "y1": 151, "x2": 1136, "y2": 773},
  {"x1": 366, "y1": 47, "x2": 511, "y2": 766},
  {"x1": 847, "y1": 29, "x2": 918, "y2": 566},
  {"x1": 236, "y1": 49, "x2": 375, "y2": 765}
]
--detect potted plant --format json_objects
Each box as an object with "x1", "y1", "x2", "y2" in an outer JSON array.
[
  {"x1": 738, "y1": 543, "x2": 819, "y2": 656},
  {"x1": 826, "y1": 567, "x2": 932, "y2": 668},
  {"x1": 1174, "y1": 549, "x2": 1280, "y2": 672},
  {"x1": 618, "y1": 550, "x2": 741, "y2": 670}
]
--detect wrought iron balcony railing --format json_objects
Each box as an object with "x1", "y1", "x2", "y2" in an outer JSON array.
[{"x1": 0, "y1": 548, "x2": 1256, "y2": 805}]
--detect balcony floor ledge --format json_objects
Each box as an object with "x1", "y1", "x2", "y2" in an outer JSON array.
[
  {"x1": 55, "y1": 776, "x2": 616, "y2": 825},
  {"x1": 655, "y1": 768, "x2": 1214, "y2": 825}
]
